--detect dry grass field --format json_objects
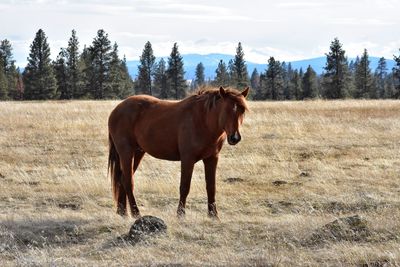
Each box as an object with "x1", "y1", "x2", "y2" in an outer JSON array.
[{"x1": 1, "y1": 99, "x2": 400, "y2": 266}]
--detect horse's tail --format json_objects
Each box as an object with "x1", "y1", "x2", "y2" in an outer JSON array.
[{"x1": 108, "y1": 133, "x2": 122, "y2": 205}]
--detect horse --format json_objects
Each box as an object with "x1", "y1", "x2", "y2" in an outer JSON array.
[{"x1": 108, "y1": 86, "x2": 249, "y2": 218}]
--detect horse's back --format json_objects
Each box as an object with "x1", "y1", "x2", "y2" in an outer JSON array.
[
  {"x1": 109, "y1": 95, "x2": 161, "y2": 124},
  {"x1": 109, "y1": 95, "x2": 155, "y2": 139},
  {"x1": 108, "y1": 95, "x2": 184, "y2": 160}
]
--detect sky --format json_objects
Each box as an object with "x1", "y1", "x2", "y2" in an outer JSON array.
[{"x1": 1, "y1": 0, "x2": 400, "y2": 67}]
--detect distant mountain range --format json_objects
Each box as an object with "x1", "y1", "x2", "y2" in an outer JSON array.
[{"x1": 126, "y1": 54, "x2": 396, "y2": 80}]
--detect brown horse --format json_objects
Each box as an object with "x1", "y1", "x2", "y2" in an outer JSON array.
[{"x1": 108, "y1": 86, "x2": 249, "y2": 218}]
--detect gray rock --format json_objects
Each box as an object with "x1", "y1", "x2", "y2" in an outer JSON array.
[{"x1": 129, "y1": 216, "x2": 167, "y2": 238}]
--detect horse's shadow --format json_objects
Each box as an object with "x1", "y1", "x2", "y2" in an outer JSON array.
[{"x1": 0, "y1": 218, "x2": 89, "y2": 251}]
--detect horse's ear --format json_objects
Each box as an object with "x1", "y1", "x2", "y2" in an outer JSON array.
[
  {"x1": 241, "y1": 87, "x2": 250, "y2": 98},
  {"x1": 219, "y1": 87, "x2": 227, "y2": 98}
]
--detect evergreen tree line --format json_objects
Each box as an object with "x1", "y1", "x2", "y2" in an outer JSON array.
[
  {"x1": 1, "y1": 32, "x2": 400, "y2": 100},
  {"x1": 198, "y1": 38, "x2": 400, "y2": 100},
  {"x1": 21, "y1": 29, "x2": 133, "y2": 100},
  {"x1": 0, "y1": 39, "x2": 23, "y2": 100},
  {"x1": 193, "y1": 38, "x2": 400, "y2": 100},
  {"x1": 136, "y1": 42, "x2": 187, "y2": 99}
]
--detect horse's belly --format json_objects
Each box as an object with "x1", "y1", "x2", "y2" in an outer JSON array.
[
  {"x1": 136, "y1": 134, "x2": 180, "y2": 161},
  {"x1": 145, "y1": 147, "x2": 180, "y2": 161}
]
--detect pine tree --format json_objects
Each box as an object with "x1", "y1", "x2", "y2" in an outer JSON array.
[
  {"x1": 385, "y1": 73, "x2": 396, "y2": 98},
  {"x1": 349, "y1": 59, "x2": 357, "y2": 74},
  {"x1": 1, "y1": 39, "x2": 19, "y2": 99},
  {"x1": 14, "y1": 69, "x2": 24, "y2": 100},
  {"x1": 167, "y1": 43, "x2": 186, "y2": 99},
  {"x1": 106, "y1": 43, "x2": 122, "y2": 98},
  {"x1": 23, "y1": 29, "x2": 57, "y2": 100},
  {"x1": 213, "y1": 60, "x2": 229, "y2": 87},
  {"x1": 78, "y1": 45, "x2": 92, "y2": 98},
  {"x1": 153, "y1": 58, "x2": 168, "y2": 98},
  {"x1": 348, "y1": 56, "x2": 360, "y2": 96},
  {"x1": 137, "y1": 41, "x2": 156, "y2": 95},
  {"x1": 302, "y1": 65, "x2": 318, "y2": 99},
  {"x1": 118, "y1": 55, "x2": 134, "y2": 98},
  {"x1": 232, "y1": 42, "x2": 248, "y2": 88},
  {"x1": 6, "y1": 65, "x2": 19, "y2": 100},
  {"x1": 0, "y1": 40, "x2": 14, "y2": 71},
  {"x1": 281, "y1": 62, "x2": 291, "y2": 99},
  {"x1": 66, "y1": 30, "x2": 81, "y2": 98},
  {"x1": 194, "y1": 62, "x2": 205, "y2": 88},
  {"x1": 54, "y1": 49, "x2": 68, "y2": 99},
  {"x1": 290, "y1": 70, "x2": 302, "y2": 100},
  {"x1": 227, "y1": 59, "x2": 235, "y2": 85},
  {"x1": 299, "y1": 68, "x2": 304, "y2": 79},
  {"x1": 354, "y1": 49, "x2": 374, "y2": 98},
  {"x1": 393, "y1": 49, "x2": 400, "y2": 98},
  {"x1": 0, "y1": 57, "x2": 7, "y2": 99},
  {"x1": 88, "y1": 29, "x2": 112, "y2": 99},
  {"x1": 263, "y1": 57, "x2": 284, "y2": 100},
  {"x1": 374, "y1": 57, "x2": 387, "y2": 99},
  {"x1": 323, "y1": 38, "x2": 350, "y2": 99},
  {"x1": 250, "y1": 68, "x2": 260, "y2": 99},
  {"x1": 286, "y1": 63, "x2": 295, "y2": 99}
]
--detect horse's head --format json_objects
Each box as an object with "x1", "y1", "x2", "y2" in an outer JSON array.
[{"x1": 219, "y1": 86, "x2": 249, "y2": 145}]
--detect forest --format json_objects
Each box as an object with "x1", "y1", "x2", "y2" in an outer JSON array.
[{"x1": 1, "y1": 29, "x2": 400, "y2": 101}]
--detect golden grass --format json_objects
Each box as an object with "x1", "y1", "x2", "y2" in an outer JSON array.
[{"x1": 1, "y1": 99, "x2": 399, "y2": 266}]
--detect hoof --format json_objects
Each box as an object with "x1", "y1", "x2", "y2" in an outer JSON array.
[
  {"x1": 177, "y1": 207, "x2": 186, "y2": 218},
  {"x1": 207, "y1": 203, "x2": 219, "y2": 220},
  {"x1": 117, "y1": 209, "x2": 127, "y2": 217},
  {"x1": 131, "y1": 212, "x2": 141, "y2": 219},
  {"x1": 208, "y1": 212, "x2": 220, "y2": 221}
]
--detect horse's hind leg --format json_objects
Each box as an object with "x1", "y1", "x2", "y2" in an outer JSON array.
[
  {"x1": 119, "y1": 145, "x2": 141, "y2": 218},
  {"x1": 116, "y1": 183, "x2": 127, "y2": 216},
  {"x1": 133, "y1": 149, "x2": 145, "y2": 174}
]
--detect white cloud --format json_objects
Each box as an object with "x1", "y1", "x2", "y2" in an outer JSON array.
[
  {"x1": 1, "y1": 0, "x2": 400, "y2": 66},
  {"x1": 329, "y1": 18, "x2": 395, "y2": 26},
  {"x1": 276, "y1": 2, "x2": 328, "y2": 8}
]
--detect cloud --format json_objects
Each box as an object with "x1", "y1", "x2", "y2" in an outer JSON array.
[
  {"x1": 314, "y1": 40, "x2": 400, "y2": 60},
  {"x1": 276, "y1": 2, "x2": 328, "y2": 8},
  {"x1": 329, "y1": 18, "x2": 395, "y2": 26},
  {"x1": 2, "y1": 0, "x2": 400, "y2": 67},
  {"x1": 115, "y1": 32, "x2": 171, "y2": 41}
]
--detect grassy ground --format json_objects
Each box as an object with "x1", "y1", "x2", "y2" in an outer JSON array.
[{"x1": 0, "y1": 99, "x2": 399, "y2": 266}]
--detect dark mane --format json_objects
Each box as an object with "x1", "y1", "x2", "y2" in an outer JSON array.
[{"x1": 189, "y1": 87, "x2": 249, "y2": 111}]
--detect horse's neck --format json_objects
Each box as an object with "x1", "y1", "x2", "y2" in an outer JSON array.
[{"x1": 202, "y1": 103, "x2": 225, "y2": 137}]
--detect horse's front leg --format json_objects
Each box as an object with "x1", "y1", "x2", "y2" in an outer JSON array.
[
  {"x1": 203, "y1": 155, "x2": 219, "y2": 219},
  {"x1": 177, "y1": 159, "x2": 195, "y2": 217}
]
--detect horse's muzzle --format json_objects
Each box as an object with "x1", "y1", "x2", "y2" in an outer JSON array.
[{"x1": 228, "y1": 132, "x2": 241, "y2": 145}]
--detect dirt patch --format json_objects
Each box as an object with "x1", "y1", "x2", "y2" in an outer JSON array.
[
  {"x1": 0, "y1": 219, "x2": 88, "y2": 250},
  {"x1": 297, "y1": 151, "x2": 324, "y2": 161},
  {"x1": 263, "y1": 199, "x2": 397, "y2": 215},
  {"x1": 359, "y1": 258, "x2": 391, "y2": 267},
  {"x1": 303, "y1": 215, "x2": 370, "y2": 246},
  {"x1": 299, "y1": 171, "x2": 310, "y2": 177},
  {"x1": 58, "y1": 202, "x2": 81, "y2": 210},
  {"x1": 224, "y1": 177, "x2": 244, "y2": 183},
  {"x1": 272, "y1": 180, "x2": 288, "y2": 186},
  {"x1": 19, "y1": 181, "x2": 40, "y2": 186},
  {"x1": 148, "y1": 196, "x2": 176, "y2": 208},
  {"x1": 35, "y1": 196, "x2": 83, "y2": 211},
  {"x1": 263, "y1": 133, "x2": 279, "y2": 140},
  {"x1": 264, "y1": 201, "x2": 301, "y2": 214},
  {"x1": 311, "y1": 200, "x2": 395, "y2": 214}
]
